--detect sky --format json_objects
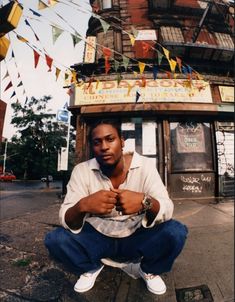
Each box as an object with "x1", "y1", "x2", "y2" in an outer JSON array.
[{"x1": 0, "y1": 0, "x2": 91, "y2": 139}]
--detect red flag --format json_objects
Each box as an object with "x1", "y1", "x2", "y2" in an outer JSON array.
[
  {"x1": 45, "y1": 54, "x2": 53, "y2": 71},
  {"x1": 33, "y1": 50, "x2": 40, "y2": 68},
  {"x1": 166, "y1": 71, "x2": 173, "y2": 79},
  {"x1": 4, "y1": 81, "x2": 13, "y2": 91},
  {"x1": 103, "y1": 47, "x2": 112, "y2": 74},
  {"x1": 141, "y1": 76, "x2": 146, "y2": 87}
]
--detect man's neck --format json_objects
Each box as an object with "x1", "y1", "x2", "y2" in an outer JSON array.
[{"x1": 101, "y1": 156, "x2": 125, "y2": 178}]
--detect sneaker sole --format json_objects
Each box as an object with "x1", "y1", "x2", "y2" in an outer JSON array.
[{"x1": 74, "y1": 266, "x2": 104, "y2": 293}]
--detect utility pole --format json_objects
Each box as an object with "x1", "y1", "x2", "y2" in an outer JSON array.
[{"x1": 3, "y1": 138, "x2": 8, "y2": 174}]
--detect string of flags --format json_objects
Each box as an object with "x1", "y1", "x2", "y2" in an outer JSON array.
[{"x1": 2, "y1": 0, "x2": 207, "y2": 105}]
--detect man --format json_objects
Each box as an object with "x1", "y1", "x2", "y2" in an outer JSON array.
[{"x1": 45, "y1": 119, "x2": 188, "y2": 295}]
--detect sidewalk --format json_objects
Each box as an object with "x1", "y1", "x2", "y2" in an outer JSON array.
[{"x1": 0, "y1": 191, "x2": 234, "y2": 302}]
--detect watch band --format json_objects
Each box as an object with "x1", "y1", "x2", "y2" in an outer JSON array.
[{"x1": 141, "y1": 194, "x2": 152, "y2": 211}]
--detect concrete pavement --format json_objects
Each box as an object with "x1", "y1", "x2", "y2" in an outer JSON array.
[{"x1": 0, "y1": 187, "x2": 234, "y2": 302}]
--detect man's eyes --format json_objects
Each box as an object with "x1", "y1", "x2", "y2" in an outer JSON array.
[{"x1": 93, "y1": 137, "x2": 115, "y2": 145}]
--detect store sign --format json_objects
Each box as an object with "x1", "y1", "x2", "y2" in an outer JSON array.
[
  {"x1": 219, "y1": 86, "x2": 234, "y2": 103},
  {"x1": 135, "y1": 30, "x2": 157, "y2": 40},
  {"x1": 72, "y1": 79, "x2": 212, "y2": 105},
  {"x1": 84, "y1": 36, "x2": 96, "y2": 63}
]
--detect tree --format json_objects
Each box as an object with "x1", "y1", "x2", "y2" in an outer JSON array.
[{"x1": 7, "y1": 96, "x2": 74, "y2": 180}]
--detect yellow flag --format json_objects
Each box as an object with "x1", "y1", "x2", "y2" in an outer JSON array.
[
  {"x1": 71, "y1": 71, "x2": 77, "y2": 83},
  {"x1": 16, "y1": 35, "x2": 28, "y2": 43},
  {"x1": 38, "y1": 0, "x2": 48, "y2": 10},
  {"x1": 96, "y1": 80, "x2": 100, "y2": 89},
  {"x1": 162, "y1": 47, "x2": 170, "y2": 60},
  {"x1": 55, "y1": 68, "x2": 61, "y2": 81},
  {"x1": 133, "y1": 71, "x2": 138, "y2": 78},
  {"x1": 127, "y1": 83, "x2": 133, "y2": 96},
  {"x1": 138, "y1": 62, "x2": 146, "y2": 74},
  {"x1": 169, "y1": 59, "x2": 177, "y2": 73},
  {"x1": 128, "y1": 34, "x2": 135, "y2": 46}
]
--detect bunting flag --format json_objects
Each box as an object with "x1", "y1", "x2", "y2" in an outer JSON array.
[
  {"x1": 141, "y1": 76, "x2": 146, "y2": 87},
  {"x1": 17, "y1": 72, "x2": 20, "y2": 78},
  {"x1": 176, "y1": 57, "x2": 182, "y2": 73},
  {"x1": 153, "y1": 65, "x2": 158, "y2": 80},
  {"x1": 48, "y1": 0, "x2": 58, "y2": 7},
  {"x1": 63, "y1": 101, "x2": 68, "y2": 108},
  {"x1": 128, "y1": 33, "x2": 135, "y2": 46},
  {"x1": 72, "y1": 34, "x2": 82, "y2": 47},
  {"x1": 16, "y1": 35, "x2": 28, "y2": 43},
  {"x1": 29, "y1": 8, "x2": 42, "y2": 17},
  {"x1": 100, "y1": 19, "x2": 110, "y2": 34},
  {"x1": 10, "y1": 91, "x2": 16, "y2": 99},
  {"x1": 138, "y1": 62, "x2": 146, "y2": 74},
  {"x1": 131, "y1": 26, "x2": 139, "y2": 38},
  {"x1": 55, "y1": 68, "x2": 61, "y2": 80},
  {"x1": 96, "y1": 79, "x2": 100, "y2": 89},
  {"x1": 122, "y1": 56, "x2": 129, "y2": 71},
  {"x1": 156, "y1": 50, "x2": 164, "y2": 65},
  {"x1": 38, "y1": 0, "x2": 48, "y2": 10},
  {"x1": 114, "y1": 60, "x2": 119, "y2": 72},
  {"x1": 168, "y1": 59, "x2": 177, "y2": 73},
  {"x1": 2, "y1": 70, "x2": 9, "y2": 81},
  {"x1": 17, "y1": 81, "x2": 23, "y2": 87},
  {"x1": 166, "y1": 71, "x2": 173, "y2": 79},
  {"x1": 45, "y1": 54, "x2": 53, "y2": 71},
  {"x1": 103, "y1": 47, "x2": 112, "y2": 74},
  {"x1": 24, "y1": 97, "x2": 29, "y2": 105},
  {"x1": 133, "y1": 71, "x2": 138, "y2": 78},
  {"x1": 127, "y1": 83, "x2": 133, "y2": 96},
  {"x1": 52, "y1": 26, "x2": 63, "y2": 44},
  {"x1": 141, "y1": 42, "x2": 151, "y2": 57},
  {"x1": 33, "y1": 49, "x2": 40, "y2": 68},
  {"x1": 4, "y1": 81, "x2": 13, "y2": 92},
  {"x1": 11, "y1": 50, "x2": 15, "y2": 58},
  {"x1": 135, "y1": 90, "x2": 141, "y2": 103},
  {"x1": 116, "y1": 73, "x2": 122, "y2": 85},
  {"x1": 87, "y1": 77, "x2": 93, "y2": 88},
  {"x1": 71, "y1": 71, "x2": 77, "y2": 83},
  {"x1": 162, "y1": 47, "x2": 170, "y2": 60}
]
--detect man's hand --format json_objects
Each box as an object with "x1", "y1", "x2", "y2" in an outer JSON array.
[
  {"x1": 111, "y1": 189, "x2": 144, "y2": 215},
  {"x1": 79, "y1": 190, "x2": 118, "y2": 215}
]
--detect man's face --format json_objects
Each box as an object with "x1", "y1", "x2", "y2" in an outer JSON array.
[{"x1": 91, "y1": 124, "x2": 124, "y2": 167}]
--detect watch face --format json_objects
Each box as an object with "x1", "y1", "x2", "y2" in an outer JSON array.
[{"x1": 143, "y1": 196, "x2": 152, "y2": 210}]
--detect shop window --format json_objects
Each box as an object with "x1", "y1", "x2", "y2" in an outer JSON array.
[
  {"x1": 170, "y1": 122, "x2": 214, "y2": 172},
  {"x1": 160, "y1": 26, "x2": 184, "y2": 43}
]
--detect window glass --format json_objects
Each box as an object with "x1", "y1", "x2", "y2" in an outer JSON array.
[{"x1": 102, "y1": 0, "x2": 112, "y2": 9}]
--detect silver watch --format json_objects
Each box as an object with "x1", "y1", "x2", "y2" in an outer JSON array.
[{"x1": 141, "y1": 194, "x2": 152, "y2": 211}]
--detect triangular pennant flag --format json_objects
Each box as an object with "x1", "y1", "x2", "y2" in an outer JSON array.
[
  {"x1": 33, "y1": 49, "x2": 40, "y2": 68},
  {"x1": 25, "y1": 19, "x2": 30, "y2": 26},
  {"x1": 72, "y1": 34, "x2": 82, "y2": 47},
  {"x1": 168, "y1": 59, "x2": 177, "y2": 73},
  {"x1": 176, "y1": 57, "x2": 182, "y2": 73},
  {"x1": 127, "y1": 83, "x2": 133, "y2": 96},
  {"x1": 114, "y1": 60, "x2": 119, "y2": 72},
  {"x1": 71, "y1": 71, "x2": 77, "y2": 83},
  {"x1": 128, "y1": 33, "x2": 135, "y2": 46},
  {"x1": 10, "y1": 91, "x2": 16, "y2": 99},
  {"x1": 166, "y1": 71, "x2": 173, "y2": 79},
  {"x1": 38, "y1": 0, "x2": 48, "y2": 10},
  {"x1": 138, "y1": 62, "x2": 146, "y2": 74},
  {"x1": 52, "y1": 26, "x2": 63, "y2": 44},
  {"x1": 135, "y1": 90, "x2": 141, "y2": 103},
  {"x1": 141, "y1": 76, "x2": 146, "y2": 87},
  {"x1": 16, "y1": 35, "x2": 28, "y2": 43},
  {"x1": 96, "y1": 80, "x2": 100, "y2": 89},
  {"x1": 45, "y1": 54, "x2": 53, "y2": 71},
  {"x1": 17, "y1": 72, "x2": 20, "y2": 78},
  {"x1": 156, "y1": 50, "x2": 164, "y2": 65},
  {"x1": 17, "y1": 81, "x2": 23, "y2": 87},
  {"x1": 24, "y1": 97, "x2": 29, "y2": 105},
  {"x1": 55, "y1": 68, "x2": 61, "y2": 81},
  {"x1": 2, "y1": 70, "x2": 9, "y2": 80},
  {"x1": 29, "y1": 8, "x2": 41, "y2": 17},
  {"x1": 153, "y1": 65, "x2": 158, "y2": 80},
  {"x1": 116, "y1": 73, "x2": 123, "y2": 85},
  {"x1": 34, "y1": 33, "x2": 40, "y2": 41},
  {"x1": 133, "y1": 71, "x2": 138, "y2": 78},
  {"x1": 100, "y1": 19, "x2": 110, "y2": 34},
  {"x1": 122, "y1": 56, "x2": 129, "y2": 71},
  {"x1": 141, "y1": 42, "x2": 151, "y2": 57},
  {"x1": 4, "y1": 81, "x2": 13, "y2": 92},
  {"x1": 48, "y1": 0, "x2": 58, "y2": 7},
  {"x1": 131, "y1": 26, "x2": 139, "y2": 38},
  {"x1": 103, "y1": 47, "x2": 112, "y2": 74},
  {"x1": 63, "y1": 101, "x2": 68, "y2": 109},
  {"x1": 162, "y1": 47, "x2": 170, "y2": 60},
  {"x1": 11, "y1": 50, "x2": 15, "y2": 58}
]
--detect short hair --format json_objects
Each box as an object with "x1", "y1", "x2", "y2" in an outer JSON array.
[{"x1": 88, "y1": 119, "x2": 122, "y2": 143}]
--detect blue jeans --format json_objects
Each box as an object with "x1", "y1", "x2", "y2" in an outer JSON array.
[{"x1": 44, "y1": 219, "x2": 188, "y2": 276}]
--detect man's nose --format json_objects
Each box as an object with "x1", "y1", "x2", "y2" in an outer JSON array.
[{"x1": 101, "y1": 140, "x2": 109, "y2": 150}]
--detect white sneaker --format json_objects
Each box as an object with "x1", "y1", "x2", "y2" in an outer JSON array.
[
  {"x1": 74, "y1": 265, "x2": 104, "y2": 293},
  {"x1": 139, "y1": 267, "x2": 166, "y2": 295}
]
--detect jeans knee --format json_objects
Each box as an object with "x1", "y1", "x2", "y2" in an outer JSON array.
[
  {"x1": 164, "y1": 220, "x2": 188, "y2": 250},
  {"x1": 44, "y1": 227, "x2": 69, "y2": 251}
]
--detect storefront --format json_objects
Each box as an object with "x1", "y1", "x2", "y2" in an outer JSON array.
[{"x1": 70, "y1": 78, "x2": 234, "y2": 199}]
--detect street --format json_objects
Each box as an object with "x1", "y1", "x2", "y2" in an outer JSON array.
[{"x1": 0, "y1": 180, "x2": 62, "y2": 220}]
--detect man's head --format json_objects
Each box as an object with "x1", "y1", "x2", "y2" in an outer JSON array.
[{"x1": 88, "y1": 119, "x2": 124, "y2": 168}]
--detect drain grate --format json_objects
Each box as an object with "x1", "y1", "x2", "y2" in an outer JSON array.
[{"x1": 176, "y1": 284, "x2": 214, "y2": 302}]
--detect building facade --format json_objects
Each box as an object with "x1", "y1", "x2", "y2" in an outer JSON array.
[{"x1": 69, "y1": 0, "x2": 234, "y2": 199}]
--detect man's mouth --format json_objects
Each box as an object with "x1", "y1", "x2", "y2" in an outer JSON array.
[{"x1": 101, "y1": 154, "x2": 113, "y2": 160}]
